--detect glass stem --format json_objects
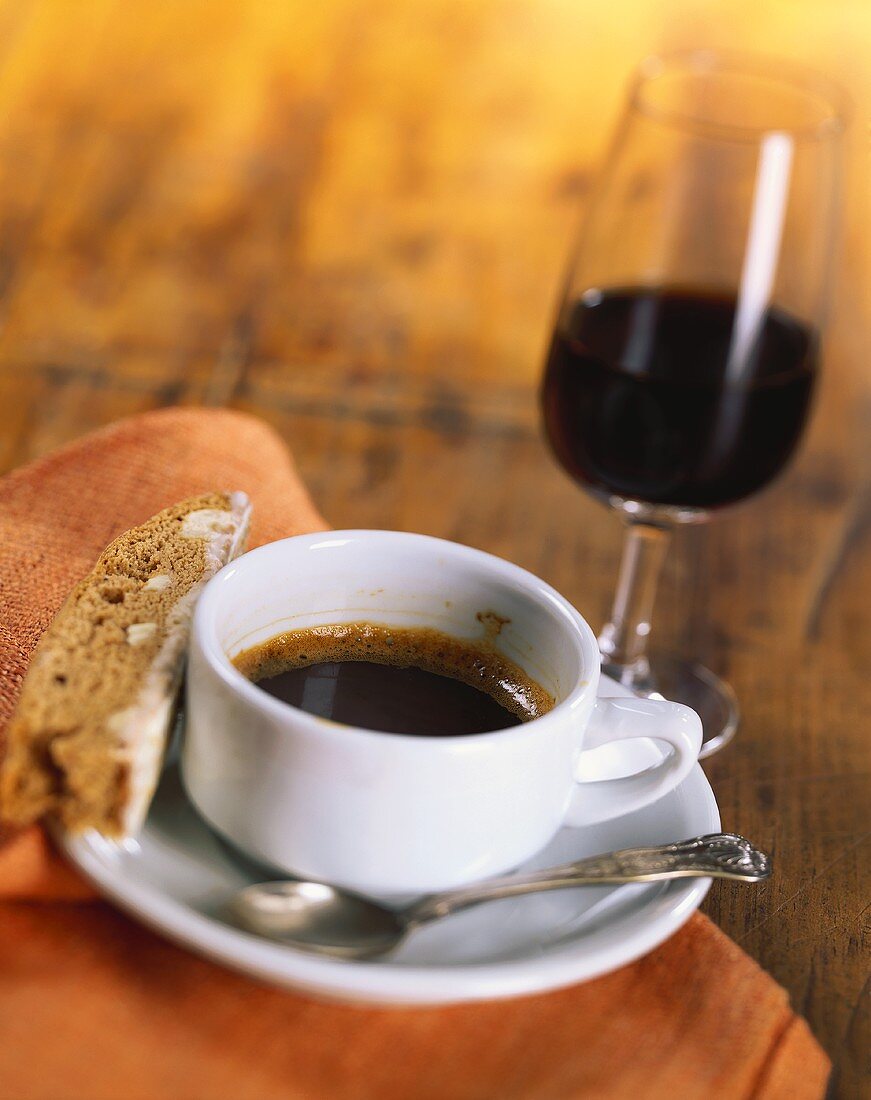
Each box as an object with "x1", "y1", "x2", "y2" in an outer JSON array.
[{"x1": 598, "y1": 519, "x2": 672, "y2": 689}]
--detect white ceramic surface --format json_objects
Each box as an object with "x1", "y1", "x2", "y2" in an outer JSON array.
[
  {"x1": 58, "y1": 675, "x2": 719, "y2": 1006},
  {"x1": 184, "y1": 531, "x2": 702, "y2": 894}
]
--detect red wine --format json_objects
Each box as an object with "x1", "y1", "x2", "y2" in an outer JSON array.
[{"x1": 542, "y1": 287, "x2": 818, "y2": 509}]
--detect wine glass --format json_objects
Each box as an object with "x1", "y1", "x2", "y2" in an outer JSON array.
[{"x1": 541, "y1": 51, "x2": 846, "y2": 756}]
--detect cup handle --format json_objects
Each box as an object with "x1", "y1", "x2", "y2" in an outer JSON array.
[{"x1": 565, "y1": 697, "x2": 702, "y2": 827}]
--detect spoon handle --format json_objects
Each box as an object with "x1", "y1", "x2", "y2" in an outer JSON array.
[{"x1": 406, "y1": 833, "x2": 770, "y2": 926}]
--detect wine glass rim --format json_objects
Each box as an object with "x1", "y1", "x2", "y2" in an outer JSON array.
[{"x1": 630, "y1": 50, "x2": 849, "y2": 143}]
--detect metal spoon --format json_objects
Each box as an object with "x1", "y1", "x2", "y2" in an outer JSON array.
[{"x1": 229, "y1": 832, "x2": 770, "y2": 959}]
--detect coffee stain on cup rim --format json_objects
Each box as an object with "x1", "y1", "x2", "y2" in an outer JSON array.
[{"x1": 476, "y1": 610, "x2": 511, "y2": 641}]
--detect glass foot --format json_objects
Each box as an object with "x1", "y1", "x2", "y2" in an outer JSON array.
[{"x1": 600, "y1": 653, "x2": 739, "y2": 759}]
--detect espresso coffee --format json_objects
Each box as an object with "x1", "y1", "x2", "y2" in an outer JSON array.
[{"x1": 233, "y1": 622, "x2": 554, "y2": 736}]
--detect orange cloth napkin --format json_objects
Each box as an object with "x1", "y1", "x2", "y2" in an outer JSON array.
[{"x1": 0, "y1": 409, "x2": 829, "y2": 1100}]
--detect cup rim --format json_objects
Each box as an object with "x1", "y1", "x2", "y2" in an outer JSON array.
[{"x1": 191, "y1": 529, "x2": 599, "y2": 748}]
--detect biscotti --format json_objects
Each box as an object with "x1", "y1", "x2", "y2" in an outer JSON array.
[{"x1": 0, "y1": 491, "x2": 251, "y2": 836}]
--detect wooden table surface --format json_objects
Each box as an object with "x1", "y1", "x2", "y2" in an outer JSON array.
[{"x1": 0, "y1": 2, "x2": 867, "y2": 1095}]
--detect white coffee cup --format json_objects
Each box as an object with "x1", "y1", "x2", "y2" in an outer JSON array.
[{"x1": 183, "y1": 531, "x2": 701, "y2": 895}]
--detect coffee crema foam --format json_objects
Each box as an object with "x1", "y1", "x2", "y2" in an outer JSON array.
[{"x1": 232, "y1": 621, "x2": 555, "y2": 724}]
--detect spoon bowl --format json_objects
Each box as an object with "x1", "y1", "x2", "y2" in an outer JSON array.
[{"x1": 231, "y1": 881, "x2": 406, "y2": 958}]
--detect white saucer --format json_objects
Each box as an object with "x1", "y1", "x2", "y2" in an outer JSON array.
[{"x1": 59, "y1": 676, "x2": 719, "y2": 1006}]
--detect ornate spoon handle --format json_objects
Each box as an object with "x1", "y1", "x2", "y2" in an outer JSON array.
[{"x1": 407, "y1": 833, "x2": 771, "y2": 925}]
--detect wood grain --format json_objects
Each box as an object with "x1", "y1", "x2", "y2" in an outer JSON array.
[{"x1": 0, "y1": 1, "x2": 867, "y2": 1094}]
